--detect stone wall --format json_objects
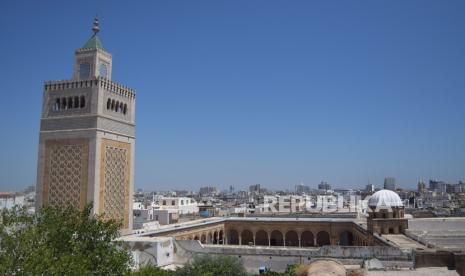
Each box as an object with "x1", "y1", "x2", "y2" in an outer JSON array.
[{"x1": 173, "y1": 240, "x2": 413, "y2": 273}]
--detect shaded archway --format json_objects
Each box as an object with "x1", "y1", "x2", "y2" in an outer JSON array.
[
  {"x1": 301, "y1": 231, "x2": 314, "y2": 247},
  {"x1": 228, "y1": 229, "x2": 239, "y2": 245},
  {"x1": 255, "y1": 230, "x2": 269, "y2": 246},
  {"x1": 201, "y1": 234, "x2": 207, "y2": 244},
  {"x1": 317, "y1": 231, "x2": 330, "y2": 246},
  {"x1": 339, "y1": 231, "x2": 354, "y2": 246},
  {"x1": 207, "y1": 232, "x2": 213, "y2": 244},
  {"x1": 285, "y1": 230, "x2": 299, "y2": 246},
  {"x1": 213, "y1": 231, "x2": 218, "y2": 244},
  {"x1": 270, "y1": 230, "x2": 284, "y2": 246},
  {"x1": 219, "y1": 230, "x2": 224, "y2": 244},
  {"x1": 241, "y1": 229, "x2": 254, "y2": 246},
  {"x1": 194, "y1": 235, "x2": 199, "y2": 241}
]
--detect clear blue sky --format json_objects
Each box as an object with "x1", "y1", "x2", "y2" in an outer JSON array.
[{"x1": 0, "y1": 1, "x2": 464, "y2": 192}]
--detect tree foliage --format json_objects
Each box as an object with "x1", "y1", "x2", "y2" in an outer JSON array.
[
  {"x1": 131, "y1": 265, "x2": 174, "y2": 276},
  {"x1": 174, "y1": 255, "x2": 247, "y2": 276},
  {"x1": 0, "y1": 204, "x2": 132, "y2": 275}
]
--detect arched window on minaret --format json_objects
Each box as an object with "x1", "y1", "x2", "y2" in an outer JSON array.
[
  {"x1": 80, "y1": 96, "x2": 85, "y2": 108},
  {"x1": 54, "y1": 98, "x2": 60, "y2": 111},
  {"x1": 67, "y1": 97, "x2": 73, "y2": 109},
  {"x1": 74, "y1": 96, "x2": 79, "y2": 108}
]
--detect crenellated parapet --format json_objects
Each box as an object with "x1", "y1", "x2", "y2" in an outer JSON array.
[
  {"x1": 44, "y1": 77, "x2": 136, "y2": 99},
  {"x1": 75, "y1": 47, "x2": 111, "y2": 57},
  {"x1": 98, "y1": 76, "x2": 136, "y2": 99}
]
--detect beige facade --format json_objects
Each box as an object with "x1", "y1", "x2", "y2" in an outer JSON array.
[
  {"x1": 36, "y1": 23, "x2": 135, "y2": 231},
  {"x1": 42, "y1": 138, "x2": 89, "y2": 209},
  {"x1": 367, "y1": 207, "x2": 408, "y2": 235},
  {"x1": 152, "y1": 218, "x2": 384, "y2": 247}
]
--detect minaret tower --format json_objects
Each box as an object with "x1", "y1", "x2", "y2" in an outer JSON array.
[{"x1": 36, "y1": 18, "x2": 135, "y2": 231}]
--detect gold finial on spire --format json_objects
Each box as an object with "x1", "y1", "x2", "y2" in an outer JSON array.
[{"x1": 92, "y1": 16, "x2": 100, "y2": 35}]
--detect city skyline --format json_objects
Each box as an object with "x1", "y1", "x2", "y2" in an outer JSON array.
[{"x1": 1, "y1": 0, "x2": 465, "y2": 191}]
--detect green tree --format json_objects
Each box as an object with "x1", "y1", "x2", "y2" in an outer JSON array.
[
  {"x1": 175, "y1": 255, "x2": 247, "y2": 276},
  {"x1": 259, "y1": 264, "x2": 298, "y2": 276},
  {"x1": 131, "y1": 265, "x2": 174, "y2": 276},
  {"x1": 0, "y1": 204, "x2": 132, "y2": 275}
]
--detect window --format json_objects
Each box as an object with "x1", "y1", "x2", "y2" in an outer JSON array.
[
  {"x1": 171, "y1": 200, "x2": 175, "y2": 206},
  {"x1": 181, "y1": 200, "x2": 184, "y2": 205},
  {"x1": 99, "y1": 63, "x2": 108, "y2": 78},
  {"x1": 74, "y1": 96, "x2": 79, "y2": 108},
  {"x1": 162, "y1": 200, "x2": 166, "y2": 205},
  {"x1": 105, "y1": 98, "x2": 128, "y2": 115},
  {"x1": 80, "y1": 96, "x2": 85, "y2": 108},
  {"x1": 67, "y1": 97, "x2": 73, "y2": 109},
  {"x1": 53, "y1": 98, "x2": 60, "y2": 111},
  {"x1": 61, "y1": 98, "x2": 67, "y2": 109},
  {"x1": 79, "y1": 63, "x2": 91, "y2": 79}
]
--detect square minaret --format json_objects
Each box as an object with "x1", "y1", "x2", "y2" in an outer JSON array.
[{"x1": 36, "y1": 18, "x2": 135, "y2": 231}]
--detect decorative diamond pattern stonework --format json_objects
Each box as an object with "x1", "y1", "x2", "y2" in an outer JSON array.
[
  {"x1": 103, "y1": 146, "x2": 127, "y2": 221},
  {"x1": 100, "y1": 139, "x2": 131, "y2": 228},
  {"x1": 43, "y1": 139, "x2": 88, "y2": 209}
]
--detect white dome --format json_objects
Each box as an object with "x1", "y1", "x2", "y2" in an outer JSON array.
[{"x1": 368, "y1": 189, "x2": 403, "y2": 208}]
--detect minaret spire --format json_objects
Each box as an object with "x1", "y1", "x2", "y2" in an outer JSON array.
[
  {"x1": 82, "y1": 16, "x2": 104, "y2": 50},
  {"x1": 92, "y1": 16, "x2": 100, "y2": 35}
]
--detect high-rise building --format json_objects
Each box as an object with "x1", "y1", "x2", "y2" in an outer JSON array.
[
  {"x1": 199, "y1": 186, "x2": 218, "y2": 196},
  {"x1": 249, "y1": 184, "x2": 261, "y2": 194},
  {"x1": 383, "y1": 177, "x2": 396, "y2": 191},
  {"x1": 417, "y1": 181, "x2": 426, "y2": 194},
  {"x1": 295, "y1": 181, "x2": 310, "y2": 195},
  {"x1": 429, "y1": 180, "x2": 447, "y2": 193},
  {"x1": 35, "y1": 18, "x2": 136, "y2": 230},
  {"x1": 365, "y1": 183, "x2": 375, "y2": 193},
  {"x1": 318, "y1": 181, "x2": 331, "y2": 191}
]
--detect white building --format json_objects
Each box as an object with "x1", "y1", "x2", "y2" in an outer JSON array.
[
  {"x1": 0, "y1": 192, "x2": 23, "y2": 210},
  {"x1": 152, "y1": 196, "x2": 198, "y2": 215}
]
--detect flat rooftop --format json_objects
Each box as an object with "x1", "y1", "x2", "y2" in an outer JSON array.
[{"x1": 405, "y1": 217, "x2": 465, "y2": 250}]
